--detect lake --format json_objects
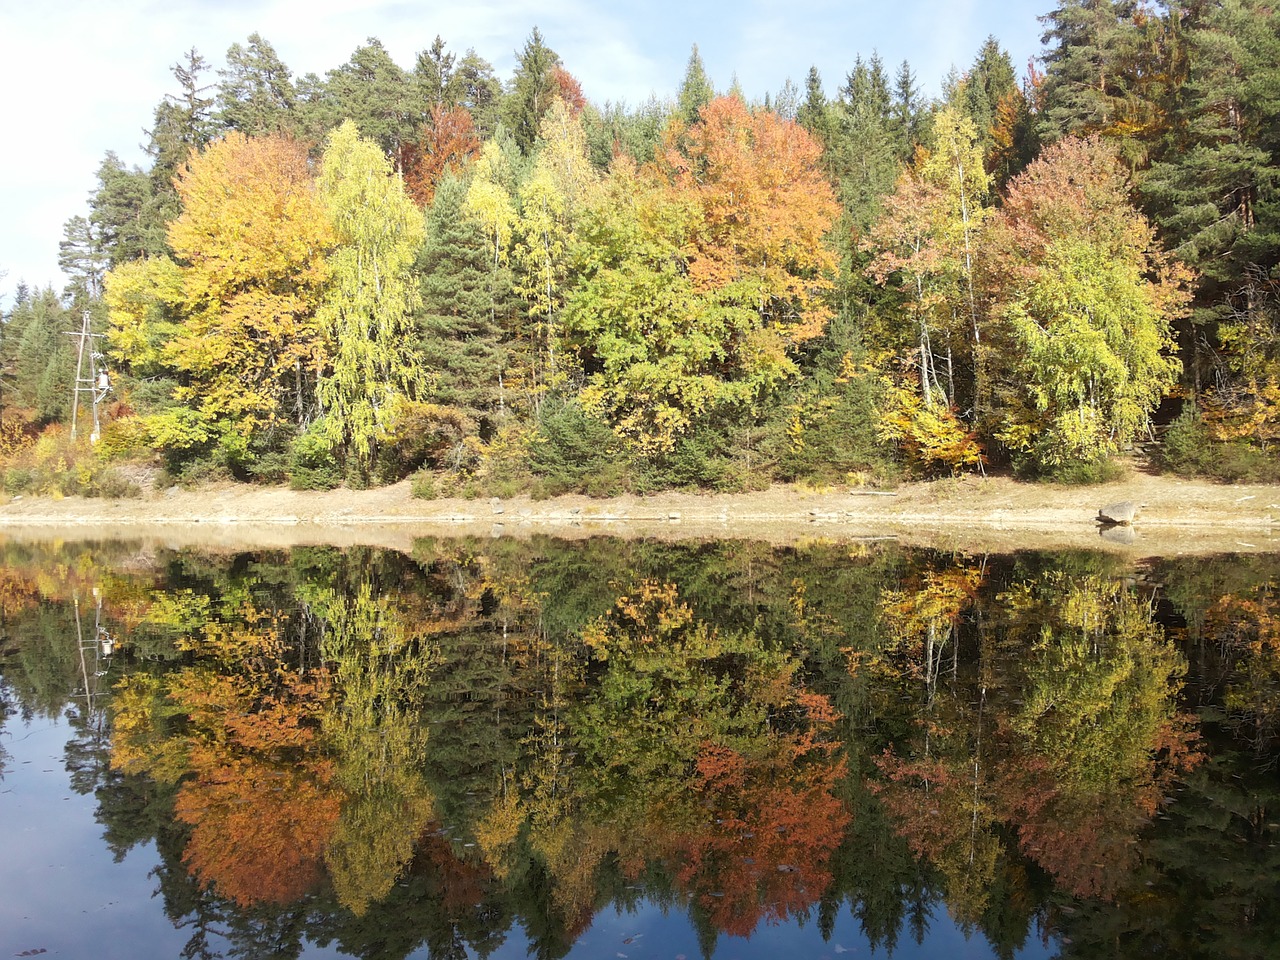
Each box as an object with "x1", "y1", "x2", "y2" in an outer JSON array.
[{"x1": 0, "y1": 536, "x2": 1275, "y2": 959}]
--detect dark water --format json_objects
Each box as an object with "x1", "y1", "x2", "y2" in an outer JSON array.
[{"x1": 0, "y1": 537, "x2": 1276, "y2": 960}]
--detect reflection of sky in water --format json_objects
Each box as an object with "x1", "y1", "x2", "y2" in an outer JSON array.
[
  {"x1": 476, "y1": 897, "x2": 1058, "y2": 960},
  {"x1": 0, "y1": 716, "x2": 190, "y2": 960},
  {"x1": 0, "y1": 714, "x2": 1056, "y2": 960}
]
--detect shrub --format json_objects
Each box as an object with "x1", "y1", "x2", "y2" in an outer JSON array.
[
  {"x1": 529, "y1": 398, "x2": 630, "y2": 496},
  {"x1": 410, "y1": 469, "x2": 437, "y2": 500},
  {"x1": 1159, "y1": 404, "x2": 1280, "y2": 483},
  {"x1": 289, "y1": 425, "x2": 342, "y2": 490},
  {"x1": 1160, "y1": 406, "x2": 1218, "y2": 476},
  {"x1": 1035, "y1": 457, "x2": 1129, "y2": 486}
]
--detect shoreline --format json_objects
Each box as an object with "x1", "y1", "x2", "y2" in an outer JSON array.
[{"x1": 1, "y1": 471, "x2": 1278, "y2": 556}]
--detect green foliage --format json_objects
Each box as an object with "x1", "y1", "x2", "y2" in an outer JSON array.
[
  {"x1": 676, "y1": 45, "x2": 714, "y2": 126},
  {"x1": 415, "y1": 174, "x2": 511, "y2": 428},
  {"x1": 1029, "y1": 455, "x2": 1129, "y2": 486},
  {"x1": 503, "y1": 28, "x2": 562, "y2": 154},
  {"x1": 1, "y1": 286, "x2": 78, "y2": 423},
  {"x1": 987, "y1": 138, "x2": 1185, "y2": 472},
  {"x1": 1159, "y1": 403, "x2": 1280, "y2": 482},
  {"x1": 289, "y1": 423, "x2": 342, "y2": 490},
  {"x1": 528, "y1": 397, "x2": 628, "y2": 497},
  {"x1": 216, "y1": 33, "x2": 297, "y2": 136}
]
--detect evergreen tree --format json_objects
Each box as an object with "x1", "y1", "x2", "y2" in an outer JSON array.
[
  {"x1": 307, "y1": 39, "x2": 419, "y2": 160},
  {"x1": 956, "y1": 37, "x2": 1019, "y2": 157},
  {"x1": 145, "y1": 47, "x2": 217, "y2": 213},
  {"x1": 414, "y1": 174, "x2": 512, "y2": 431},
  {"x1": 676, "y1": 45, "x2": 714, "y2": 127},
  {"x1": 2, "y1": 286, "x2": 75, "y2": 422},
  {"x1": 831, "y1": 54, "x2": 900, "y2": 233},
  {"x1": 772, "y1": 77, "x2": 801, "y2": 121},
  {"x1": 1141, "y1": 0, "x2": 1280, "y2": 390},
  {"x1": 454, "y1": 50, "x2": 503, "y2": 141},
  {"x1": 890, "y1": 60, "x2": 924, "y2": 160},
  {"x1": 1038, "y1": 0, "x2": 1139, "y2": 138},
  {"x1": 412, "y1": 35, "x2": 457, "y2": 109},
  {"x1": 88, "y1": 152, "x2": 168, "y2": 267},
  {"x1": 57, "y1": 215, "x2": 108, "y2": 304},
  {"x1": 216, "y1": 33, "x2": 297, "y2": 136},
  {"x1": 796, "y1": 66, "x2": 830, "y2": 145},
  {"x1": 503, "y1": 28, "x2": 562, "y2": 154}
]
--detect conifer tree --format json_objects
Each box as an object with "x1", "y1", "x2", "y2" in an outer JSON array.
[
  {"x1": 2, "y1": 287, "x2": 75, "y2": 423},
  {"x1": 676, "y1": 45, "x2": 715, "y2": 127},
  {"x1": 504, "y1": 28, "x2": 562, "y2": 154},
  {"x1": 1141, "y1": 0, "x2": 1280, "y2": 394},
  {"x1": 415, "y1": 174, "x2": 513, "y2": 433},
  {"x1": 217, "y1": 33, "x2": 297, "y2": 136}
]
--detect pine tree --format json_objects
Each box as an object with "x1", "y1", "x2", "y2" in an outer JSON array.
[
  {"x1": 957, "y1": 37, "x2": 1019, "y2": 158},
  {"x1": 413, "y1": 35, "x2": 457, "y2": 108},
  {"x1": 145, "y1": 49, "x2": 216, "y2": 226},
  {"x1": 217, "y1": 33, "x2": 297, "y2": 136},
  {"x1": 58, "y1": 215, "x2": 108, "y2": 304},
  {"x1": 454, "y1": 50, "x2": 503, "y2": 141},
  {"x1": 831, "y1": 54, "x2": 901, "y2": 233},
  {"x1": 89, "y1": 152, "x2": 168, "y2": 267},
  {"x1": 308, "y1": 39, "x2": 419, "y2": 160}
]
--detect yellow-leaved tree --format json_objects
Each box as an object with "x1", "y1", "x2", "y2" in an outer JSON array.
[
  {"x1": 315, "y1": 121, "x2": 426, "y2": 477},
  {"x1": 106, "y1": 132, "x2": 333, "y2": 467}
]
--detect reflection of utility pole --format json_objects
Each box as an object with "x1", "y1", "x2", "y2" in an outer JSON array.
[
  {"x1": 66, "y1": 309, "x2": 109, "y2": 442},
  {"x1": 72, "y1": 589, "x2": 113, "y2": 720}
]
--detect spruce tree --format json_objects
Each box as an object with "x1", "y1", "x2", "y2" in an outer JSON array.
[
  {"x1": 414, "y1": 173, "x2": 513, "y2": 432},
  {"x1": 1038, "y1": 0, "x2": 1137, "y2": 136},
  {"x1": 503, "y1": 28, "x2": 561, "y2": 154},
  {"x1": 1141, "y1": 0, "x2": 1280, "y2": 386},
  {"x1": 676, "y1": 45, "x2": 714, "y2": 126}
]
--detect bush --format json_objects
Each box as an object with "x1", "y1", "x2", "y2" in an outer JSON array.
[
  {"x1": 1159, "y1": 406, "x2": 1216, "y2": 476},
  {"x1": 530, "y1": 399, "x2": 630, "y2": 497},
  {"x1": 0, "y1": 424, "x2": 142, "y2": 498},
  {"x1": 1034, "y1": 457, "x2": 1129, "y2": 486},
  {"x1": 1158, "y1": 405, "x2": 1280, "y2": 483},
  {"x1": 288, "y1": 425, "x2": 342, "y2": 491},
  {"x1": 410, "y1": 469, "x2": 437, "y2": 500}
]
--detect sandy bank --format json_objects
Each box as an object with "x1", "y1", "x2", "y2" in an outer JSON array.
[{"x1": 1, "y1": 471, "x2": 1278, "y2": 556}]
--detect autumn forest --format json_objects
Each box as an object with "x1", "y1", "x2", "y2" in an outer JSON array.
[{"x1": 3, "y1": 0, "x2": 1279, "y2": 496}]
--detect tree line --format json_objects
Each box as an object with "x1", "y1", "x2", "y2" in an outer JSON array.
[{"x1": 3, "y1": 1, "x2": 1279, "y2": 494}]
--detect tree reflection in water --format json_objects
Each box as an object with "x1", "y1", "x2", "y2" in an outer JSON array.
[{"x1": 0, "y1": 538, "x2": 1275, "y2": 959}]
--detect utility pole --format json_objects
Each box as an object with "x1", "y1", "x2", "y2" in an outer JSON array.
[{"x1": 66, "y1": 309, "x2": 108, "y2": 442}]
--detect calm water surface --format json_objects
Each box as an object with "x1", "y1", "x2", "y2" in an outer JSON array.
[{"x1": 0, "y1": 537, "x2": 1276, "y2": 959}]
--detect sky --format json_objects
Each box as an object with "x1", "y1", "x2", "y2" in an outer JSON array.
[{"x1": 0, "y1": 0, "x2": 1054, "y2": 307}]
